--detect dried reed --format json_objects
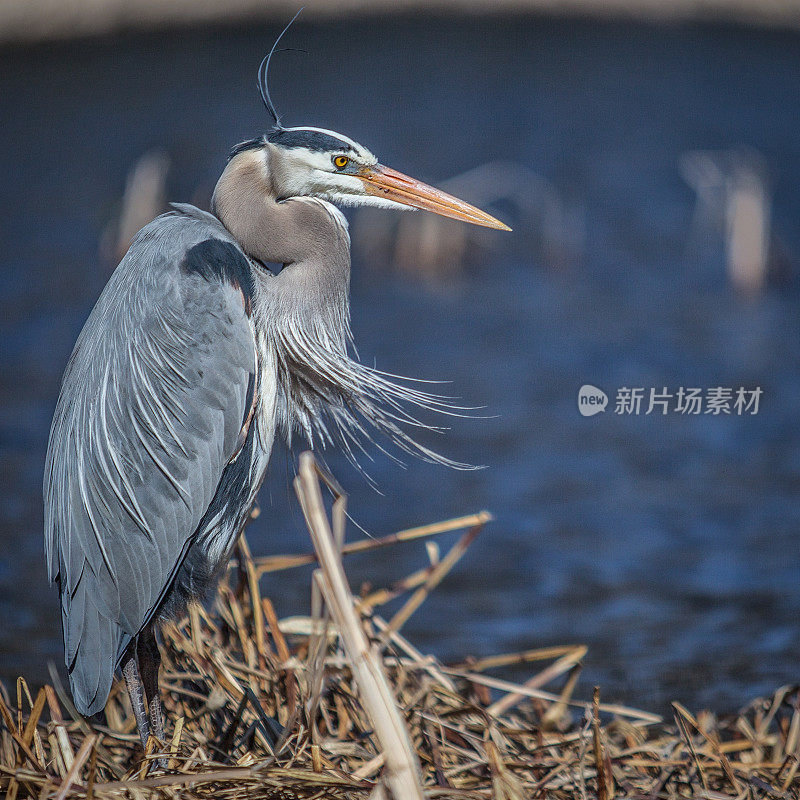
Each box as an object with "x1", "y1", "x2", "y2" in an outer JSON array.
[{"x1": 1, "y1": 452, "x2": 797, "y2": 799}]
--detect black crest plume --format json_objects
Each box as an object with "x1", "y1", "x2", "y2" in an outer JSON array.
[{"x1": 258, "y1": 8, "x2": 304, "y2": 130}]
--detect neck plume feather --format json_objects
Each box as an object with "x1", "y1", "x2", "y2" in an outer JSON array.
[{"x1": 211, "y1": 148, "x2": 475, "y2": 474}]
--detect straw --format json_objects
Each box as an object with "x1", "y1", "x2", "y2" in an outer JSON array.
[{"x1": 0, "y1": 451, "x2": 795, "y2": 799}]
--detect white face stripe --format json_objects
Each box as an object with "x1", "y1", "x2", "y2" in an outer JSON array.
[
  {"x1": 282, "y1": 126, "x2": 359, "y2": 149},
  {"x1": 265, "y1": 128, "x2": 401, "y2": 210}
]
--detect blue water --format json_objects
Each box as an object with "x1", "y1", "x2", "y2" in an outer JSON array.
[{"x1": 1, "y1": 15, "x2": 799, "y2": 713}]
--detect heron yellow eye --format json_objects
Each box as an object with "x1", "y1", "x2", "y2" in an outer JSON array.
[{"x1": 333, "y1": 155, "x2": 350, "y2": 170}]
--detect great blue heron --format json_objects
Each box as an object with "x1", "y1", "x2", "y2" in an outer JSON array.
[{"x1": 43, "y1": 29, "x2": 509, "y2": 756}]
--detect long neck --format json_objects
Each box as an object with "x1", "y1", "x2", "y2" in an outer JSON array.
[
  {"x1": 211, "y1": 145, "x2": 351, "y2": 326},
  {"x1": 211, "y1": 146, "x2": 348, "y2": 268}
]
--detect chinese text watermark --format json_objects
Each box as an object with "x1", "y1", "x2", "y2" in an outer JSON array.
[{"x1": 578, "y1": 385, "x2": 762, "y2": 417}]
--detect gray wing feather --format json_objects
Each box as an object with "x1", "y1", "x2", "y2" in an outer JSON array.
[{"x1": 44, "y1": 207, "x2": 256, "y2": 714}]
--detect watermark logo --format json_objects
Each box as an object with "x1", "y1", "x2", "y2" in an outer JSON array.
[
  {"x1": 578, "y1": 384, "x2": 608, "y2": 416},
  {"x1": 579, "y1": 385, "x2": 763, "y2": 416}
]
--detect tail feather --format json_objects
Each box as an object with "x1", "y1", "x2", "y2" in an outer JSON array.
[{"x1": 63, "y1": 577, "x2": 121, "y2": 716}]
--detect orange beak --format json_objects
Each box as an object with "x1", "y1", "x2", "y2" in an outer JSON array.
[{"x1": 357, "y1": 164, "x2": 512, "y2": 231}]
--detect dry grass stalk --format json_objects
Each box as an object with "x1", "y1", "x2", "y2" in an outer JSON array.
[
  {"x1": 384, "y1": 522, "x2": 484, "y2": 637},
  {"x1": 294, "y1": 451, "x2": 425, "y2": 800},
  {"x1": 0, "y1": 451, "x2": 797, "y2": 799},
  {"x1": 486, "y1": 646, "x2": 588, "y2": 717},
  {"x1": 255, "y1": 512, "x2": 492, "y2": 576}
]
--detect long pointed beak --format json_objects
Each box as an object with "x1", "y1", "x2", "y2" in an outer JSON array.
[{"x1": 358, "y1": 164, "x2": 512, "y2": 231}]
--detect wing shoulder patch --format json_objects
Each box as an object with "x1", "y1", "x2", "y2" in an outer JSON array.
[{"x1": 180, "y1": 238, "x2": 255, "y2": 316}]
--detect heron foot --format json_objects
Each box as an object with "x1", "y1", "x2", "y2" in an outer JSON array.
[
  {"x1": 122, "y1": 654, "x2": 151, "y2": 751},
  {"x1": 146, "y1": 695, "x2": 167, "y2": 770}
]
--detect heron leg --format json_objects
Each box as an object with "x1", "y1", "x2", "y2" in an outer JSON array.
[
  {"x1": 122, "y1": 653, "x2": 150, "y2": 750},
  {"x1": 137, "y1": 627, "x2": 167, "y2": 769},
  {"x1": 137, "y1": 627, "x2": 165, "y2": 743}
]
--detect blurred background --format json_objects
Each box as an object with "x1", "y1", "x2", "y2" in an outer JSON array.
[{"x1": 1, "y1": 0, "x2": 799, "y2": 714}]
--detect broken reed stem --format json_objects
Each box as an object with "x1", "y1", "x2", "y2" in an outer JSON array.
[
  {"x1": 306, "y1": 571, "x2": 330, "y2": 746},
  {"x1": 53, "y1": 734, "x2": 96, "y2": 800},
  {"x1": 237, "y1": 535, "x2": 271, "y2": 665},
  {"x1": 385, "y1": 521, "x2": 484, "y2": 636},
  {"x1": 294, "y1": 451, "x2": 426, "y2": 800},
  {"x1": 673, "y1": 701, "x2": 742, "y2": 794},
  {"x1": 255, "y1": 511, "x2": 492, "y2": 576},
  {"x1": 487, "y1": 645, "x2": 588, "y2": 717},
  {"x1": 592, "y1": 688, "x2": 613, "y2": 800},
  {"x1": 441, "y1": 665, "x2": 661, "y2": 724},
  {"x1": 451, "y1": 644, "x2": 586, "y2": 672},
  {"x1": 673, "y1": 702, "x2": 711, "y2": 795}
]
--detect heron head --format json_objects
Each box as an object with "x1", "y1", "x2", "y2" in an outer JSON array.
[
  {"x1": 239, "y1": 11, "x2": 509, "y2": 231},
  {"x1": 230, "y1": 126, "x2": 510, "y2": 231}
]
